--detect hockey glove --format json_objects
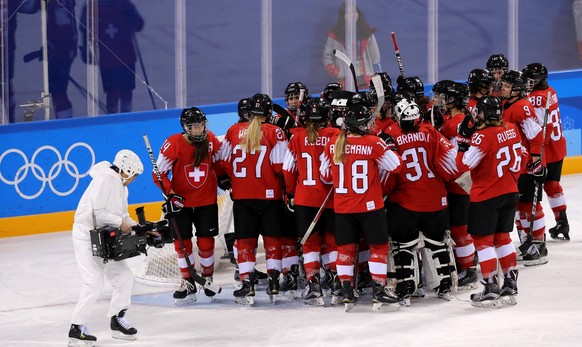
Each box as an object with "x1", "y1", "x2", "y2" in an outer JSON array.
[
  {"x1": 217, "y1": 175, "x2": 232, "y2": 191},
  {"x1": 286, "y1": 193, "x2": 295, "y2": 213},
  {"x1": 326, "y1": 63, "x2": 339, "y2": 77},
  {"x1": 527, "y1": 158, "x2": 546, "y2": 183},
  {"x1": 379, "y1": 132, "x2": 397, "y2": 151},
  {"x1": 458, "y1": 142, "x2": 470, "y2": 153},
  {"x1": 458, "y1": 115, "x2": 476, "y2": 138},
  {"x1": 163, "y1": 194, "x2": 185, "y2": 216}
]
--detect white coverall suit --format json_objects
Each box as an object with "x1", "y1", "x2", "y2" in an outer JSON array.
[{"x1": 71, "y1": 161, "x2": 137, "y2": 324}]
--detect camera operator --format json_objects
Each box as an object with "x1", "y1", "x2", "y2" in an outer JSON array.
[{"x1": 68, "y1": 149, "x2": 148, "y2": 346}]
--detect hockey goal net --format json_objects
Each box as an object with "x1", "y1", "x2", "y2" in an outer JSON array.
[{"x1": 135, "y1": 187, "x2": 234, "y2": 286}]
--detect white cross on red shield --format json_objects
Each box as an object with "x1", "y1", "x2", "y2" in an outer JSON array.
[{"x1": 184, "y1": 163, "x2": 209, "y2": 188}]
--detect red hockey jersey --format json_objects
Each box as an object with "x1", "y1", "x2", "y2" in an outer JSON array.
[
  {"x1": 528, "y1": 87, "x2": 567, "y2": 163},
  {"x1": 441, "y1": 113, "x2": 470, "y2": 196},
  {"x1": 502, "y1": 98, "x2": 543, "y2": 167},
  {"x1": 221, "y1": 122, "x2": 287, "y2": 200},
  {"x1": 154, "y1": 132, "x2": 222, "y2": 207}
]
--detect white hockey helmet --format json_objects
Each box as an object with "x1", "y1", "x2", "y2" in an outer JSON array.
[
  {"x1": 113, "y1": 149, "x2": 144, "y2": 177},
  {"x1": 395, "y1": 99, "x2": 421, "y2": 130}
]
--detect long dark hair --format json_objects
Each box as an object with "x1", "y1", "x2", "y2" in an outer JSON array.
[{"x1": 331, "y1": 4, "x2": 376, "y2": 42}]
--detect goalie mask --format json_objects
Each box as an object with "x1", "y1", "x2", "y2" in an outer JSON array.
[
  {"x1": 113, "y1": 149, "x2": 143, "y2": 183},
  {"x1": 395, "y1": 99, "x2": 421, "y2": 130},
  {"x1": 474, "y1": 95, "x2": 502, "y2": 125},
  {"x1": 522, "y1": 63, "x2": 548, "y2": 92},
  {"x1": 180, "y1": 107, "x2": 208, "y2": 142},
  {"x1": 344, "y1": 104, "x2": 374, "y2": 135}
]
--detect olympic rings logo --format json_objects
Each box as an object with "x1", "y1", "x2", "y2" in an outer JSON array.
[{"x1": 0, "y1": 143, "x2": 95, "y2": 200}]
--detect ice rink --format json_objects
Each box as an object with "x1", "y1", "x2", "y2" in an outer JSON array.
[{"x1": 1, "y1": 175, "x2": 582, "y2": 346}]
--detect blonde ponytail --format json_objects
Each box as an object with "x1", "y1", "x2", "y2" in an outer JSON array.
[
  {"x1": 333, "y1": 131, "x2": 347, "y2": 164},
  {"x1": 306, "y1": 122, "x2": 320, "y2": 145},
  {"x1": 243, "y1": 117, "x2": 263, "y2": 152}
]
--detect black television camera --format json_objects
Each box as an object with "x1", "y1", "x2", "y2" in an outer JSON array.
[{"x1": 90, "y1": 206, "x2": 172, "y2": 263}]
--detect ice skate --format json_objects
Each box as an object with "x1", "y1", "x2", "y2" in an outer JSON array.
[
  {"x1": 371, "y1": 282, "x2": 401, "y2": 312},
  {"x1": 302, "y1": 274, "x2": 324, "y2": 306},
  {"x1": 434, "y1": 278, "x2": 452, "y2": 301},
  {"x1": 457, "y1": 266, "x2": 478, "y2": 290},
  {"x1": 233, "y1": 278, "x2": 255, "y2": 306},
  {"x1": 395, "y1": 281, "x2": 415, "y2": 307},
  {"x1": 549, "y1": 211, "x2": 570, "y2": 240},
  {"x1": 173, "y1": 277, "x2": 197, "y2": 305},
  {"x1": 280, "y1": 265, "x2": 299, "y2": 298},
  {"x1": 470, "y1": 281, "x2": 502, "y2": 308},
  {"x1": 500, "y1": 270, "x2": 518, "y2": 305},
  {"x1": 110, "y1": 309, "x2": 137, "y2": 341},
  {"x1": 328, "y1": 271, "x2": 343, "y2": 306},
  {"x1": 266, "y1": 270, "x2": 280, "y2": 303},
  {"x1": 357, "y1": 270, "x2": 373, "y2": 294},
  {"x1": 522, "y1": 241, "x2": 548, "y2": 267},
  {"x1": 68, "y1": 324, "x2": 97, "y2": 347},
  {"x1": 342, "y1": 280, "x2": 357, "y2": 312}
]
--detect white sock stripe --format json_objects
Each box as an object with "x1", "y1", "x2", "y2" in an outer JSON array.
[
  {"x1": 321, "y1": 253, "x2": 330, "y2": 265},
  {"x1": 495, "y1": 243, "x2": 516, "y2": 259},
  {"x1": 177, "y1": 254, "x2": 196, "y2": 268},
  {"x1": 336, "y1": 264, "x2": 354, "y2": 277},
  {"x1": 477, "y1": 247, "x2": 497, "y2": 262},
  {"x1": 327, "y1": 251, "x2": 338, "y2": 263},
  {"x1": 548, "y1": 194, "x2": 566, "y2": 209},
  {"x1": 198, "y1": 255, "x2": 215, "y2": 268},
  {"x1": 282, "y1": 256, "x2": 299, "y2": 269},
  {"x1": 303, "y1": 251, "x2": 320, "y2": 263},
  {"x1": 368, "y1": 261, "x2": 387, "y2": 276},
  {"x1": 454, "y1": 243, "x2": 476, "y2": 258},
  {"x1": 533, "y1": 217, "x2": 546, "y2": 231},
  {"x1": 238, "y1": 261, "x2": 255, "y2": 274},
  {"x1": 266, "y1": 259, "x2": 282, "y2": 271}
]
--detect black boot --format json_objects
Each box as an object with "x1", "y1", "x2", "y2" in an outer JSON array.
[
  {"x1": 173, "y1": 277, "x2": 197, "y2": 305},
  {"x1": 68, "y1": 324, "x2": 97, "y2": 346},
  {"x1": 470, "y1": 277, "x2": 501, "y2": 308},
  {"x1": 302, "y1": 273, "x2": 324, "y2": 305},
  {"x1": 500, "y1": 269, "x2": 518, "y2": 305},
  {"x1": 342, "y1": 280, "x2": 356, "y2": 304},
  {"x1": 266, "y1": 270, "x2": 280, "y2": 295},
  {"x1": 110, "y1": 309, "x2": 137, "y2": 340},
  {"x1": 280, "y1": 265, "x2": 299, "y2": 292},
  {"x1": 372, "y1": 281, "x2": 401, "y2": 304},
  {"x1": 549, "y1": 211, "x2": 570, "y2": 240}
]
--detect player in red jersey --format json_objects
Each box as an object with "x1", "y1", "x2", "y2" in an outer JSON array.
[
  {"x1": 283, "y1": 98, "x2": 341, "y2": 305},
  {"x1": 436, "y1": 81, "x2": 478, "y2": 290},
  {"x1": 383, "y1": 98, "x2": 459, "y2": 304},
  {"x1": 467, "y1": 68, "x2": 494, "y2": 113},
  {"x1": 486, "y1": 54, "x2": 508, "y2": 98},
  {"x1": 456, "y1": 96, "x2": 523, "y2": 307},
  {"x1": 153, "y1": 107, "x2": 223, "y2": 304},
  {"x1": 271, "y1": 82, "x2": 309, "y2": 138},
  {"x1": 369, "y1": 72, "x2": 397, "y2": 133},
  {"x1": 500, "y1": 70, "x2": 547, "y2": 266},
  {"x1": 320, "y1": 104, "x2": 402, "y2": 309},
  {"x1": 221, "y1": 93, "x2": 288, "y2": 305},
  {"x1": 523, "y1": 63, "x2": 570, "y2": 240}
]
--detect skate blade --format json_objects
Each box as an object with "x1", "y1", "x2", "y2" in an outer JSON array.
[
  {"x1": 68, "y1": 338, "x2": 96, "y2": 347},
  {"x1": 399, "y1": 298, "x2": 411, "y2": 307},
  {"x1": 234, "y1": 296, "x2": 254, "y2": 306},
  {"x1": 304, "y1": 297, "x2": 325, "y2": 306},
  {"x1": 412, "y1": 288, "x2": 425, "y2": 298},
  {"x1": 372, "y1": 302, "x2": 400, "y2": 312},
  {"x1": 112, "y1": 330, "x2": 137, "y2": 341},
  {"x1": 471, "y1": 299, "x2": 503, "y2": 308},
  {"x1": 174, "y1": 294, "x2": 197, "y2": 306},
  {"x1": 523, "y1": 258, "x2": 549, "y2": 267},
  {"x1": 437, "y1": 292, "x2": 451, "y2": 301},
  {"x1": 322, "y1": 289, "x2": 331, "y2": 297},
  {"x1": 344, "y1": 302, "x2": 355, "y2": 312},
  {"x1": 269, "y1": 294, "x2": 277, "y2": 304},
  {"x1": 550, "y1": 234, "x2": 570, "y2": 241},
  {"x1": 330, "y1": 295, "x2": 342, "y2": 306},
  {"x1": 281, "y1": 290, "x2": 297, "y2": 300},
  {"x1": 500, "y1": 295, "x2": 517, "y2": 306},
  {"x1": 457, "y1": 282, "x2": 479, "y2": 291}
]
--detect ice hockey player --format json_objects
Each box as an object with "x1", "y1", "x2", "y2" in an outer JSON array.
[
  {"x1": 486, "y1": 53, "x2": 509, "y2": 97},
  {"x1": 500, "y1": 70, "x2": 547, "y2": 266},
  {"x1": 467, "y1": 68, "x2": 494, "y2": 112},
  {"x1": 283, "y1": 98, "x2": 341, "y2": 305},
  {"x1": 456, "y1": 96, "x2": 522, "y2": 307},
  {"x1": 522, "y1": 63, "x2": 569, "y2": 241},
  {"x1": 221, "y1": 93, "x2": 287, "y2": 305},
  {"x1": 320, "y1": 104, "x2": 402, "y2": 311},
  {"x1": 154, "y1": 107, "x2": 224, "y2": 304}
]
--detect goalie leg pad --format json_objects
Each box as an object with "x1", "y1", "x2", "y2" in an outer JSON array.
[
  {"x1": 422, "y1": 232, "x2": 457, "y2": 293},
  {"x1": 391, "y1": 238, "x2": 420, "y2": 299}
]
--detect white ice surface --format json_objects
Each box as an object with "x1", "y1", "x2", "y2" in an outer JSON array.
[{"x1": 2, "y1": 175, "x2": 582, "y2": 346}]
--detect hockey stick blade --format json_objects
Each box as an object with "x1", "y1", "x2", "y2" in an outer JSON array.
[
  {"x1": 333, "y1": 49, "x2": 359, "y2": 93},
  {"x1": 391, "y1": 32, "x2": 406, "y2": 78},
  {"x1": 371, "y1": 75, "x2": 384, "y2": 116}
]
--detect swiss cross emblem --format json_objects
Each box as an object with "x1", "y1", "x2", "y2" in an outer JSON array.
[{"x1": 184, "y1": 163, "x2": 209, "y2": 188}]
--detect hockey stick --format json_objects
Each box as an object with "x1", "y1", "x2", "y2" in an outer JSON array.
[
  {"x1": 143, "y1": 134, "x2": 222, "y2": 295},
  {"x1": 133, "y1": 34, "x2": 157, "y2": 110},
  {"x1": 333, "y1": 49, "x2": 359, "y2": 93},
  {"x1": 390, "y1": 32, "x2": 406, "y2": 78},
  {"x1": 371, "y1": 75, "x2": 384, "y2": 117},
  {"x1": 300, "y1": 188, "x2": 333, "y2": 245},
  {"x1": 518, "y1": 90, "x2": 552, "y2": 254}
]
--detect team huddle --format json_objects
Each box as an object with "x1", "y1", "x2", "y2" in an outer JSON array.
[{"x1": 152, "y1": 54, "x2": 569, "y2": 311}]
